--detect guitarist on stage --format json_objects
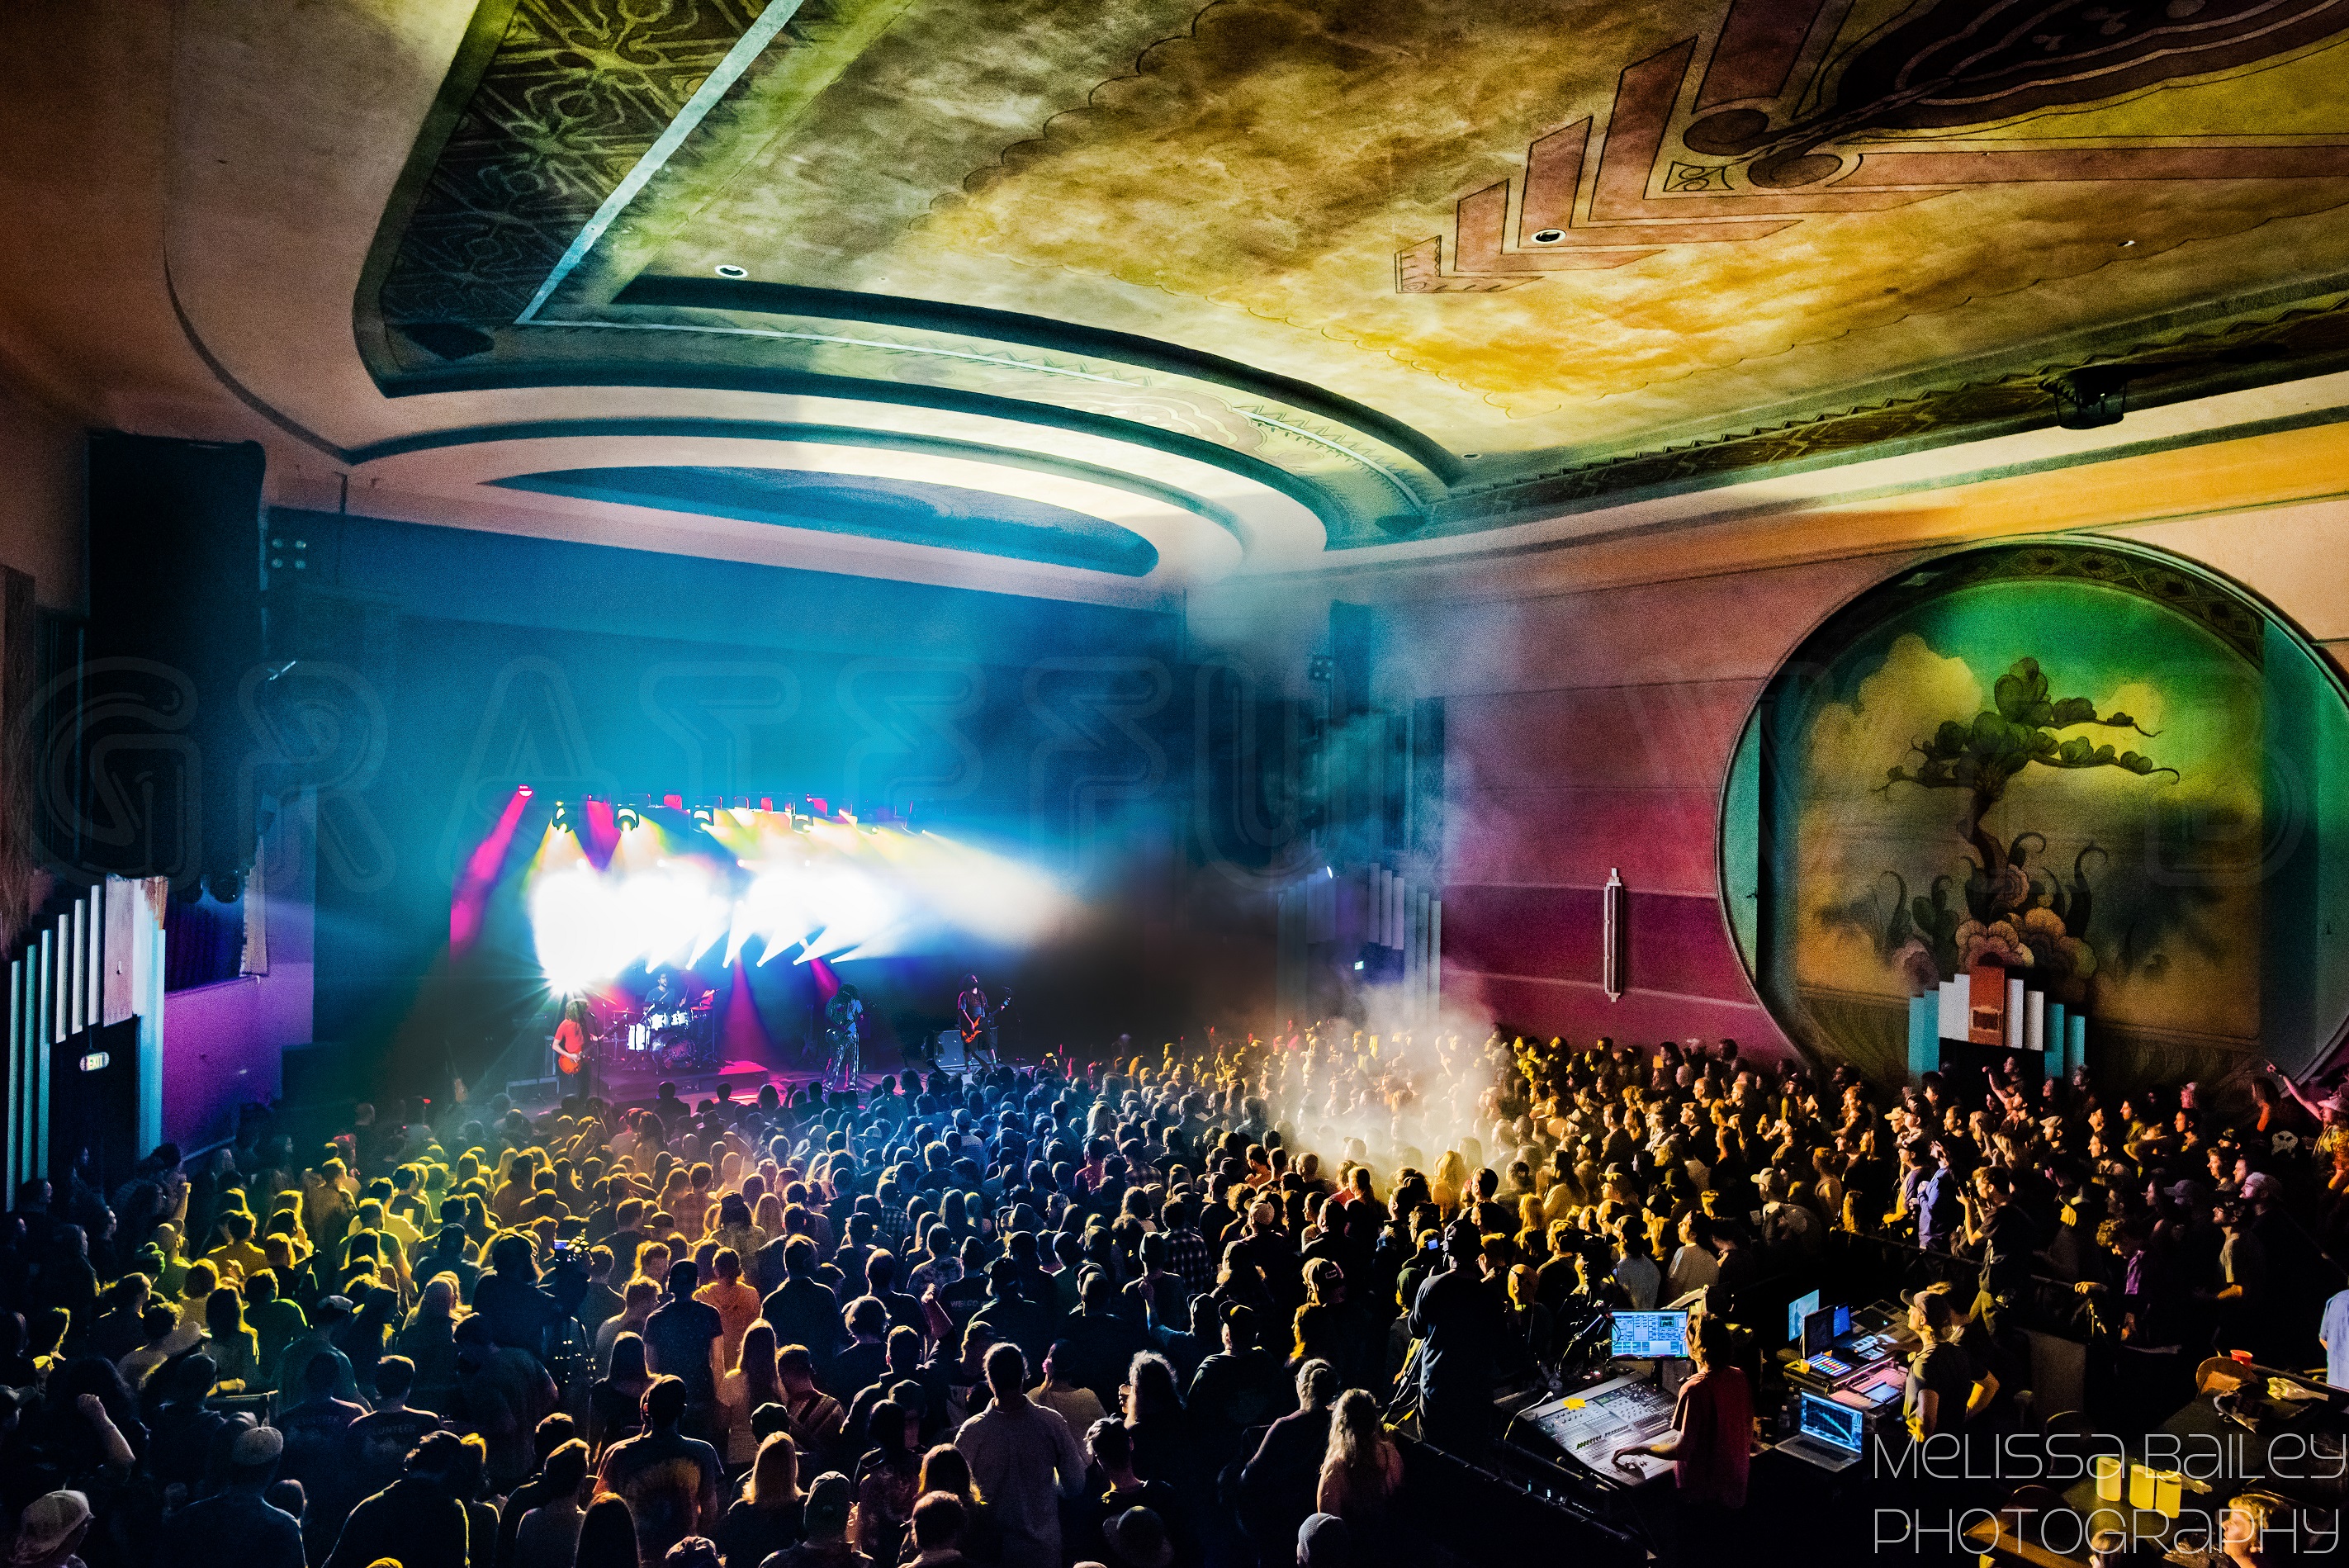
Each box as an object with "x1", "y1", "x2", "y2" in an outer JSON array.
[
  {"x1": 955, "y1": 974, "x2": 1005, "y2": 1068},
  {"x1": 553, "y1": 997, "x2": 598, "y2": 1103}
]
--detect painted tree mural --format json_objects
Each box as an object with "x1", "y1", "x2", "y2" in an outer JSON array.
[{"x1": 1872, "y1": 657, "x2": 2174, "y2": 996}]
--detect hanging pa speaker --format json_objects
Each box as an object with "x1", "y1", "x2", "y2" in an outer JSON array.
[{"x1": 77, "y1": 432, "x2": 267, "y2": 883}]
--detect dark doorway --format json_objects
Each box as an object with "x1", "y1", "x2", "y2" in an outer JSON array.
[{"x1": 50, "y1": 1018, "x2": 140, "y2": 1198}]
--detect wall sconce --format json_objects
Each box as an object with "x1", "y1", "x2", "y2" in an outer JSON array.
[{"x1": 1603, "y1": 867, "x2": 1625, "y2": 1002}]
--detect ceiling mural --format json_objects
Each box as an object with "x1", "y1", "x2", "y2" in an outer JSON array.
[{"x1": 353, "y1": 0, "x2": 2349, "y2": 561}]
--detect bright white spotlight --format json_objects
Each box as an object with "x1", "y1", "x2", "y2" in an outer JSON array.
[{"x1": 521, "y1": 806, "x2": 1072, "y2": 988}]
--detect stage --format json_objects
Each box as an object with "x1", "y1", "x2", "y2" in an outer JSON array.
[{"x1": 501, "y1": 1029, "x2": 1014, "y2": 1115}]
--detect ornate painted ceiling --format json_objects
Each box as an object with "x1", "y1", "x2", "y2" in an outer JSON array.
[{"x1": 21, "y1": 0, "x2": 2349, "y2": 598}]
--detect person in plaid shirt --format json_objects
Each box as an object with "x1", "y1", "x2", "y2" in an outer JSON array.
[{"x1": 1158, "y1": 1196, "x2": 1215, "y2": 1299}]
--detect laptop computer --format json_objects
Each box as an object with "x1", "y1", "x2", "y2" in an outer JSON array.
[{"x1": 1778, "y1": 1392, "x2": 1868, "y2": 1473}]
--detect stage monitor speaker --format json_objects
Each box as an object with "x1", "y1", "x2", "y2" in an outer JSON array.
[{"x1": 80, "y1": 433, "x2": 267, "y2": 884}]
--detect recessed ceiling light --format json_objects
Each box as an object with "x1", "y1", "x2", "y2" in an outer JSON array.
[
  {"x1": 2119, "y1": 240, "x2": 2136, "y2": 248},
  {"x1": 1531, "y1": 229, "x2": 1566, "y2": 244},
  {"x1": 714, "y1": 263, "x2": 749, "y2": 278}
]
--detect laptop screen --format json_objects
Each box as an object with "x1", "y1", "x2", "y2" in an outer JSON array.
[
  {"x1": 1801, "y1": 1304, "x2": 1842, "y2": 1358},
  {"x1": 1786, "y1": 1288, "x2": 1820, "y2": 1345},
  {"x1": 1799, "y1": 1394, "x2": 1866, "y2": 1455}
]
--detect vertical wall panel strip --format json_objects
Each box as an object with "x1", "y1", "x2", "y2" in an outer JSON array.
[
  {"x1": 34, "y1": 929, "x2": 51, "y2": 1177},
  {"x1": 14, "y1": 956, "x2": 26, "y2": 1188},
  {"x1": 1418, "y1": 902, "x2": 1437, "y2": 1025},
  {"x1": 143, "y1": 879, "x2": 163, "y2": 1153},
  {"x1": 102, "y1": 878, "x2": 133, "y2": 1027},
  {"x1": 1397, "y1": 880, "x2": 1409, "y2": 1016},
  {"x1": 13, "y1": 955, "x2": 26, "y2": 1187},
  {"x1": 1412, "y1": 888, "x2": 1427, "y2": 1025},
  {"x1": 1415, "y1": 887, "x2": 1426, "y2": 1023},
  {"x1": 1404, "y1": 885, "x2": 1418, "y2": 1022},
  {"x1": 70, "y1": 898, "x2": 86, "y2": 1036},
  {"x1": 6, "y1": 959, "x2": 19, "y2": 1188},
  {"x1": 89, "y1": 883, "x2": 104, "y2": 1030}
]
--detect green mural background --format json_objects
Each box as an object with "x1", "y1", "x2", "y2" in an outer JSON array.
[{"x1": 1726, "y1": 541, "x2": 2349, "y2": 1089}]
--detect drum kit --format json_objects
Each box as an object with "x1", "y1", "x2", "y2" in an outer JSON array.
[{"x1": 616, "y1": 993, "x2": 717, "y2": 1071}]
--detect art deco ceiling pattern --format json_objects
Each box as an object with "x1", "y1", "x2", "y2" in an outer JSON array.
[{"x1": 45, "y1": 0, "x2": 2349, "y2": 596}]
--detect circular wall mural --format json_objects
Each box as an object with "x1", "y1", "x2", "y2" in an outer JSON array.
[{"x1": 1721, "y1": 538, "x2": 2349, "y2": 1088}]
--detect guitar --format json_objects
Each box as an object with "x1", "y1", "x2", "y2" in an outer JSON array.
[
  {"x1": 959, "y1": 987, "x2": 1011, "y2": 1059},
  {"x1": 553, "y1": 1013, "x2": 592, "y2": 1075}
]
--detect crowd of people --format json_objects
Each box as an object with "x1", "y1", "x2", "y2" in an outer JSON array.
[{"x1": 0, "y1": 1019, "x2": 2345, "y2": 1568}]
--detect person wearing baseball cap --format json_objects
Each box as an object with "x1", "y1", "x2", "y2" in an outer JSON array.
[
  {"x1": 1104, "y1": 1506, "x2": 1172, "y2": 1568},
  {"x1": 798, "y1": 1470, "x2": 855, "y2": 1555},
  {"x1": 1901, "y1": 1286, "x2": 1971, "y2": 1439},
  {"x1": 9, "y1": 1492, "x2": 92, "y2": 1568},
  {"x1": 159, "y1": 1425, "x2": 305, "y2": 1568},
  {"x1": 1295, "y1": 1514, "x2": 1350, "y2": 1568}
]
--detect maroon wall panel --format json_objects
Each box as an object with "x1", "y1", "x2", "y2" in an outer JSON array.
[
  {"x1": 1388, "y1": 555, "x2": 1895, "y2": 699},
  {"x1": 1440, "y1": 883, "x2": 1599, "y2": 983},
  {"x1": 1442, "y1": 885, "x2": 1752, "y2": 1003},
  {"x1": 1625, "y1": 890, "x2": 1752, "y2": 1002},
  {"x1": 1446, "y1": 784, "x2": 1721, "y2": 894},
  {"x1": 1446, "y1": 679, "x2": 1759, "y2": 793}
]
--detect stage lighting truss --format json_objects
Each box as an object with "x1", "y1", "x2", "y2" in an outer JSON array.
[{"x1": 536, "y1": 790, "x2": 919, "y2": 846}]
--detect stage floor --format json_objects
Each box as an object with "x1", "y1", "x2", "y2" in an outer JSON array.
[{"x1": 504, "y1": 1040, "x2": 1002, "y2": 1115}]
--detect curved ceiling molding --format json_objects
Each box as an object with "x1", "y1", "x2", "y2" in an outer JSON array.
[
  {"x1": 492, "y1": 465, "x2": 1163, "y2": 576},
  {"x1": 344, "y1": 415, "x2": 1248, "y2": 537},
  {"x1": 341, "y1": 431, "x2": 1250, "y2": 590},
  {"x1": 362, "y1": 360, "x2": 1360, "y2": 537},
  {"x1": 609, "y1": 276, "x2": 1463, "y2": 481},
  {"x1": 334, "y1": 399, "x2": 1326, "y2": 564}
]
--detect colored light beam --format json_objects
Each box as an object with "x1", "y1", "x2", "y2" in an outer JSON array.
[
  {"x1": 582, "y1": 798, "x2": 622, "y2": 871},
  {"x1": 451, "y1": 785, "x2": 531, "y2": 954}
]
